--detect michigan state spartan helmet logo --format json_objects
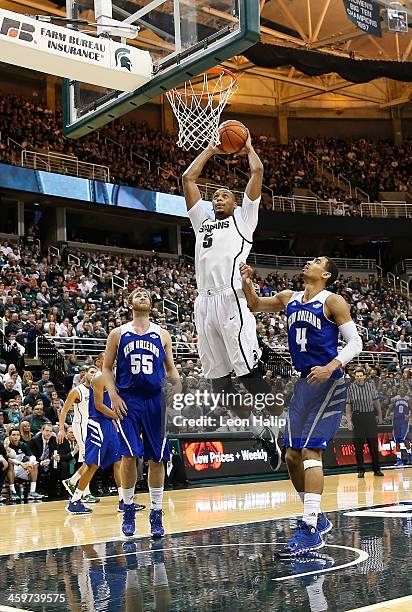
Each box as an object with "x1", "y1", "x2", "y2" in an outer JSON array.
[{"x1": 115, "y1": 48, "x2": 132, "y2": 72}]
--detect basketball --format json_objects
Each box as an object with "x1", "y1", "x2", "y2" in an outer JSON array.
[{"x1": 218, "y1": 120, "x2": 249, "y2": 153}]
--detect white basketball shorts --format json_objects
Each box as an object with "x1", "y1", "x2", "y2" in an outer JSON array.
[
  {"x1": 72, "y1": 419, "x2": 87, "y2": 462},
  {"x1": 194, "y1": 287, "x2": 261, "y2": 379}
]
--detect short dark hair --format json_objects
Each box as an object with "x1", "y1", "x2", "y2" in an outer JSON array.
[{"x1": 324, "y1": 257, "x2": 339, "y2": 285}]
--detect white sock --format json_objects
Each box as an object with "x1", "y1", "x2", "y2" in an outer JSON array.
[
  {"x1": 118, "y1": 487, "x2": 124, "y2": 502},
  {"x1": 69, "y1": 471, "x2": 81, "y2": 486},
  {"x1": 71, "y1": 488, "x2": 83, "y2": 503},
  {"x1": 298, "y1": 491, "x2": 305, "y2": 504},
  {"x1": 84, "y1": 484, "x2": 91, "y2": 496},
  {"x1": 397, "y1": 451, "x2": 402, "y2": 459},
  {"x1": 122, "y1": 487, "x2": 134, "y2": 505},
  {"x1": 30, "y1": 481, "x2": 36, "y2": 493},
  {"x1": 303, "y1": 493, "x2": 322, "y2": 528},
  {"x1": 149, "y1": 486, "x2": 163, "y2": 510},
  {"x1": 10, "y1": 484, "x2": 16, "y2": 494}
]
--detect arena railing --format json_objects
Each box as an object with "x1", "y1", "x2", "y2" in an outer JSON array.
[
  {"x1": 247, "y1": 253, "x2": 377, "y2": 271},
  {"x1": 271, "y1": 195, "x2": 412, "y2": 218},
  {"x1": 44, "y1": 336, "x2": 198, "y2": 359},
  {"x1": 35, "y1": 334, "x2": 66, "y2": 394},
  {"x1": 162, "y1": 299, "x2": 179, "y2": 320},
  {"x1": 43, "y1": 336, "x2": 400, "y2": 371},
  {"x1": 21, "y1": 150, "x2": 110, "y2": 182},
  {"x1": 43, "y1": 336, "x2": 107, "y2": 357}
]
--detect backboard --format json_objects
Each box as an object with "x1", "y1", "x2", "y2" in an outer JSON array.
[{"x1": 63, "y1": 0, "x2": 260, "y2": 138}]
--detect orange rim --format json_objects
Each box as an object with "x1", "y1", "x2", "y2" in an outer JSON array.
[{"x1": 168, "y1": 66, "x2": 237, "y2": 99}]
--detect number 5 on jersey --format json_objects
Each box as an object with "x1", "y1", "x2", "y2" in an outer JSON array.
[
  {"x1": 296, "y1": 328, "x2": 307, "y2": 352},
  {"x1": 131, "y1": 354, "x2": 154, "y2": 374}
]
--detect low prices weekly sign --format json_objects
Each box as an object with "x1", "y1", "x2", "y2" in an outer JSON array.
[{"x1": 342, "y1": 0, "x2": 382, "y2": 37}]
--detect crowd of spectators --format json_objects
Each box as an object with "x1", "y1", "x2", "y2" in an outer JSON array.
[
  {"x1": 1, "y1": 95, "x2": 411, "y2": 209},
  {"x1": 1, "y1": 237, "x2": 410, "y2": 360},
  {"x1": 0, "y1": 233, "x2": 411, "y2": 499}
]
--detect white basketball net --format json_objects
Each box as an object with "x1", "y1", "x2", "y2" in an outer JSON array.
[{"x1": 166, "y1": 67, "x2": 237, "y2": 151}]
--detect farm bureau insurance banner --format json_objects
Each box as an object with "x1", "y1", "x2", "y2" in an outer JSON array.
[{"x1": 342, "y1": 0, "x2": 382, "y2": 37}]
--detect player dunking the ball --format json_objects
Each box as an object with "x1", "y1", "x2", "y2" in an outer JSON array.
[
  {"x1": 103, "y1": 288, "x2": 181, "y2": 538},
  {"x1": 240, "y1": 257, "x2": 362, "y2": 556},
  {"x1": 182, "y1": 129, "x2": 276, "y2": 408}
]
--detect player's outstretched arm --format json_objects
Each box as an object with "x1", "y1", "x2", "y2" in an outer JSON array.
[
  {"x1": 182, "y1": 145, "x2": 216, "y2": 210},
  {"x1": 161, "y1": 329, "x2": 182, "y2": 395},
  {"x1": 239, "y1": 262, "x2": 292, "y2": 313},
  {"x1": 242, "y1": 132, "x2": 264, "y2": 201},
  {"x1": 102, "y1": 327, "x2": 127, "y2": 417},
  {"x1": 92, "y1": 371, "x2": 118, "y2": 420},
  {"x1": 57, "y1": 387, "x2": 79, "y2": 444},
  {"x1": 307, "y1": 294, "x2": 362, "y2": 385}
]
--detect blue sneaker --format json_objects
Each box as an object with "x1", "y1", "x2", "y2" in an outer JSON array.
[
  {"x1": 66, "y1": 500, "x2": 92, "y2": 515},
  {"x1": 122, "y1": 503, "x2": 136, "y2": 537},
  {"x1": 122, "y1": 541, "x2": 139, "y2": 570},
  {"x1": 396, "y1": 458, "x2": 404, "y2": 466},
  {"x1": 118, "y1": 500, "x2": 146, "y2": 512},
  {"x1": 277, "y1": 520, "x2": 324, "y2": 558},
  {"x1": 317, "y1": 513, "x2": 333, "y2": 535},
  {"x1": 150, "y1": 509, "x2": 165, "y2": 539},
  {"x1": 289, "y1": 554, "x2": 334, "y2": 585}
]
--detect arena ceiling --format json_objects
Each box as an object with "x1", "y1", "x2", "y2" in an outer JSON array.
[{"x1": 1, "y1": 0, "x2": 412, "y2": 112}]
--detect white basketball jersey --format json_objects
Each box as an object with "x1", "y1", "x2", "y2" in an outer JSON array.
[
  {"x1": 188, "y1": 194, "x2": 260, "y2": 292},
  {"x1": 73, "y1": 383, "x2": 90, "y2": 426}
]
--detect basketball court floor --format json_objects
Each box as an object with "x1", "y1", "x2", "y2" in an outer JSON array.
[{"x1": 1, "y1": 468, "x2": 412, "y2": 611}]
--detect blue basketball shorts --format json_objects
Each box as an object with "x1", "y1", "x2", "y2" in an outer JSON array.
[
  {"x1": 393, "y1": 419, "x2": 409, "y2": 443},
  {"x1": 116, "y1": 391, "x2": 170, "y2": 462},
  {"x1": 284, "y1": 376, "x2": 347, "y2": 450},
  {"x1": 85, "y1": 417, "x2": 121, "y2": 469}
]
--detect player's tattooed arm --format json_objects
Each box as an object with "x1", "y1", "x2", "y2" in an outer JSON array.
[
  {"x1": 57, "y1": 387, "x2": 80, "y2": 444},
  {"x1": 103, "y1": 328, "x2": 128, "y2": 418},
  {"x1": 239, "y1": 262, "x2": 292, "y2": 313},
  {"x1": 92, "y1": 371, "x2": 118, "y2": 420},
  {"x1": 182, "y1": 141, "x2": 227, "y2": 210},
  {"x1": 161, "y1": 329, "x2": 182, "y2": 395}
]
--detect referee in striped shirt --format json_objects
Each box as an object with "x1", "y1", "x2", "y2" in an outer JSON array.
[{"x1": 346, "y1": 369, "x2": 384, "y2": 477}]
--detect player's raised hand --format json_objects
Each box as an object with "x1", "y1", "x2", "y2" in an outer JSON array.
[
  {"x1": 57, "y1": 429, "x2": 65, "y2": 445},
  {"x1": 239, "y1": 261, "x2": 254, "y2": 285},
  {"x1": 307, "y1": 365, "x2": 333, "y2": 386},
  {"x1": 110, "y1": 391, "x2": 127, "y2": 419}
]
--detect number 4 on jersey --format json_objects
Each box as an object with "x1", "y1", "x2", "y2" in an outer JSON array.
[
  {"x1": 296, "y1": 328, "x2": 307, "y2": 352},
  {"x1": 131, "y1": 354, "x2": 154, "y2": 374}
]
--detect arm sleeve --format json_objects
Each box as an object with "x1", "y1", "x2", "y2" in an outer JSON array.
[
  {"x1": 337, "y1": 320, "x2": 363, "y2": 367},
  {"x1": 187, "y1": 200, "x2": 212, "y2": 233},
  {"x1": 240, "y1": 192, "x2": 261, "y2": 233}
]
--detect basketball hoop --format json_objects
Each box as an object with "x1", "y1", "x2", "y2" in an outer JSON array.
[{"x1": 166, "y1": 66, "x2": 237, "y2": 151}]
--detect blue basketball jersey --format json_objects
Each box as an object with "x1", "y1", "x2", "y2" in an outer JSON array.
[
  {"x1": 116, "y1": 322, "x2": 166, "y2": 397},
  {"x1": 393, "y1": 395, "x2": 410, "y2": 421},
  {"x1": 89, "y1": 386, "x2": 111, "y2": 420},
  {"x1": 286, "y1": 289, "x2": 341, "y2": 379}
]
